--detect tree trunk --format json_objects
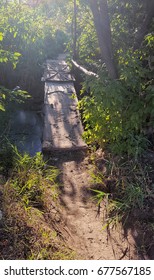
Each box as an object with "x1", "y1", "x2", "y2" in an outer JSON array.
[{"x1": 89, "y1": 0, "x2": 118, "y2": 79}]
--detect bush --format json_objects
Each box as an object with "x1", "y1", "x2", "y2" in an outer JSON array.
[{"x1": 79, "y1": 49, "x2": 154, "y2": 157}]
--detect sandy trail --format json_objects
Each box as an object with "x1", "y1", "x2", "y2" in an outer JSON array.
[{"x1": 52, "y1": 152, "x2": 137, "y2": 260}]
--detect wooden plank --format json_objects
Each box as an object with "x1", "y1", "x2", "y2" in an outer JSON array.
[
  {"x1": 43, "y1": 59, "x2": 75, "y2": 82},
  {"x1": 42, "y1": 81, "x2": 87, "y2": 152}
]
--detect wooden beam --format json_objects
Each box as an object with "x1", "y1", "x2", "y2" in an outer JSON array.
[{"x1": 72, "y1": 59, "x2": 99, "y2": 78}]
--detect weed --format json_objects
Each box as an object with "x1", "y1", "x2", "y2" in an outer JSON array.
[
  {"x1": 1, "y1": 149, "x2": 75, "y2": 260},
  {"x1": 9, "y1": 149, "x2": 59, "y2": 209},
  {"x1": 90, "y1": 189, "x2": 109, "y2": 205},
  {"x1": 90, "y1": 153, "x2": 154, "y2": 259},
  {"x1": 91, "y1": 154, "x2": 154, "y2": 230}
]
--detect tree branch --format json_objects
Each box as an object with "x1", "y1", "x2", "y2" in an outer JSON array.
[{"x1": 72, "y1": 59, "x2": 99, "y2": 78}]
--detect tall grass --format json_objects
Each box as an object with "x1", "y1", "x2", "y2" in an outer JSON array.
[
  {"x1": 90, "y1": 154, "x2": 154, "y2": 229},
  {"x1": 1, "y1": 149, "x2": 75, "y2": 260}
]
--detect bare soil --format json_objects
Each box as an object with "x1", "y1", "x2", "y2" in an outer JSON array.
[{"x1": 49, "y1": 151, "x2": 139, "y2": 260}]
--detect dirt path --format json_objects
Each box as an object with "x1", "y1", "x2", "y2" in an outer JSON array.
[{"x1": 50, "y1": 152, "x2": 138, "y2": 260}]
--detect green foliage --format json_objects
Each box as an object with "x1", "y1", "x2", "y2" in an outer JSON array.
[
  {"x1": 90, "y1": 156, "x2": 153, "y2": 228},
  {"x1": 67, "y1": 1, "x2": 154, "y2": 157},
  {"x1": 0, "y1": 0, "x2": 153, "y2": 157},
  {"x1": 110, "y1": 0, "x2": 145, "y2": 52},
  {"x1": 91, "y1": 188, "x2": 109, "y2": 205},
  {"x1": 2, "y1": 147, "x2": 76, "y2": 260},
  {"x1": 0, "y1": 1, "x2": 69, "y2": 98},
  {"x1": 0, "y1": 85, "x2": 30, "y2": 111},
  {"x1": 79, "y1": 48, "x2": 154, "y2": 156},
  {"x1": 66, "y1": 0, "x2": 99, "y2": 62},
  {"x1": 9, "y1": 150, "x2": 59, "y2": 209},
  {"x1": 0, "y1": 142, "x2": 14, "y2": 176}
]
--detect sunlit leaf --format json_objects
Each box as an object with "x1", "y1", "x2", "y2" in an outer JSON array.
[
  {"x1": 0, "y1": 103, "x2": 5, "y2": 111},
  {"x1": 0, "y1": 32, "x2": 3, "y2": 41}
]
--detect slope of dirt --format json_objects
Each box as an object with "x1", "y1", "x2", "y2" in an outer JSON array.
[{"x1": 49, "y1": 151, "x2": 139, "y2": 260}]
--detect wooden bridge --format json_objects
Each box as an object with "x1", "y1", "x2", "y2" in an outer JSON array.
[{"x1": 42, "y1": 57, "x2": 87, "y2": 152}]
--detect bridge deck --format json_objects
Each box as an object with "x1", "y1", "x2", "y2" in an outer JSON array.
[{"x1": 42, "y1": 59, "x2": 87, "y2": 152}]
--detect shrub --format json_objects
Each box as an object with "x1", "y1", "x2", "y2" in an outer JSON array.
[{"x1": 79, "y1": 49, "x2": 154, "y2": 157}]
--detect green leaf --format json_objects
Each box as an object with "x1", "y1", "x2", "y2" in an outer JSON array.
[
  {"x1": 0, "y1": 103, "x2": 5, "y2": 111},
  {"x1": 0, "y1": 32, "x2": 3, "y2": 41},
  {"x1": 14, "y1": 32, "x2": 17, "y2": 38},
  {"x1": 13, "y1": 52, "x2": 21, "y2": 57}
]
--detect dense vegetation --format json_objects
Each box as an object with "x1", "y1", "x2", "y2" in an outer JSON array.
[
  {"x1": 0, "y1": 0, "x2": 68, "y2": 102},
  {"x1": 1, "y1": 2, "x2": 153, "y2": 151},
  {"x1": 75, "y1": 0, "x2": 154, "y2": 156},
  {"x1": 0, "y1": 0, "x2": 154, "y2": 259}
]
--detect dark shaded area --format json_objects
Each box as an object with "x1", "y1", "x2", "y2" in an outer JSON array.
[
  {"x1": 9, "y1": 109, "x2": 43, "y2": 156},
  {"x1": 46, "y1": 150, "x2": 86, "y2": 165},
  {"x1": 45, "y1": 150, "x2": 89, "y2": 208},
  {"x1": 0, "y1": 219, "x2": 32, "y2": 260}
]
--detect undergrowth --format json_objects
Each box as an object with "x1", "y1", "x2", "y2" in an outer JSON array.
[
  {"x1": 0, "y1": 149, "x2": 75, "y2": 260},
  {"x1": 90, "y1": 150, "x2": 154, "y2": 258},
  {"x1": 79, "y1": 49, "x2": 154, "y2": 157}
]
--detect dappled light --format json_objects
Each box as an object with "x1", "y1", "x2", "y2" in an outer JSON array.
[{"x1": 0, "y1": 0, "x2": 154, "y2": 261}]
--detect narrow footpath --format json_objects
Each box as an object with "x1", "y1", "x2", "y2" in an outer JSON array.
[{"x1": 51, "y1": 152, "x2": 138, "y2": 260}]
